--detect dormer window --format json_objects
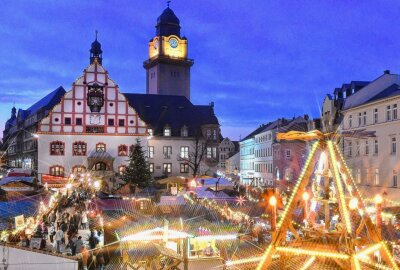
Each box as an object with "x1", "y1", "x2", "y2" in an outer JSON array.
[
  {"x1": 148, "y1": 128, "x2": 153, "y2": 136},
  {"x1": 164, "y1": 126, "x2": 171, "y2": 137},
  {"x1": 181, "y1": 126, "x2": 188, "y2": 137}
]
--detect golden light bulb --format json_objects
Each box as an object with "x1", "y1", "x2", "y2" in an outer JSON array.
[
  {"x1": 349, "y1": 197, "x2": 358, "y2": 210},
  {"x1": 269, "y1": 196, "x2": 277, "y2": 206}
]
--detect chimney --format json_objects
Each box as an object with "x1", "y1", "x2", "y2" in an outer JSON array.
[{"x1": 384, "y1": 70, "x2": 391, "y2": 74}]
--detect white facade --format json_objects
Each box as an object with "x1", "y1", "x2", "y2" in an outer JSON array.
[
  {"x1": 340, "y1": 73, "x2": 400, "y2": 200},
  {"x1": 37, "y1": 61, "x2": 148, "y2": 180},
  {"x1": 226, "y1": 152, "x2": 240, "y2": 176},
  {"x1": 239, "y1": 138, "x2": 255, "y2": 185},
  {"x1": 254, "y1": 130, "x2": 274, "y2": 186}
]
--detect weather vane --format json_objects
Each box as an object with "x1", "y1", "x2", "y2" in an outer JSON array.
[
  {"x1": 95, "y1": 30, "x2": 98, "y2": 40},
  {"x1": 167, "y1": 0, "x2": 171, "y2": 7}
]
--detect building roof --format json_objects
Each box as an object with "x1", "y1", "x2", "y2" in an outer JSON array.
[
  {"x1": 241, "y1": 124, "x2": 267, "y2": 142},
  {"x1": 123, "y1": 93, "x2": 219, "y2": 137},
  {"x1": 156, "y1": 7, "x2": 181, "y2": 37},
  {"x1": 343, "y1": 73, "x2": 400, "y2": 110}
]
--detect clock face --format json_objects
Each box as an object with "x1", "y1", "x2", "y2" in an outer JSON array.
[
  {"x1": 169, "y1": 38, "x2": 178, "y2": 48},
  {"x1": 153, "y1": 39, "x2": 159, "y2": 50},
  {"x1": 89, "y1": 115, "x2": 101, "y2": 125},
  {"x1": 91, "y1": 97, "x2": 102, "y2": 106}
]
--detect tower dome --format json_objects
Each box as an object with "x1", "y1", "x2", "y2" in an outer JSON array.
[
  {"x1": 156, "y1": 7, "x2": 181, "y2": 37},
  {"x1": 90, "y1": 31, "x2": 103, "y2": 64}
]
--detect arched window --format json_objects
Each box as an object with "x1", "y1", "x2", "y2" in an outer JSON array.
[
  {"x1": 50, "y1": 165, "x2": 64, "y2": 176},
  {"x1": 118, "y1": 145, "x2": 128, "y2": 156},
  {"x1": 118, "y1": 165, "x2": 126, "y2": 175},
  {"x1": 96, "y1": 142, "x2": 106, "y2": 152},
  {"x1": 50, "y1": 141, "x2": 65, "y2": 155},
  {"x1": 72, "y1": 165, "x2": 86, "y2": 174},
  {"x1": 73, "y1": 141, "x2": 87, "y2": 156},
  {"x1": 181, "y1": 126, "x2": 188, "y2": 137},
  {"x1": 93, "y1": 162, "x2": 107, "y2": 171}
]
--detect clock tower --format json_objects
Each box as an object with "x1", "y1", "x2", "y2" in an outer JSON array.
[{"x1": 144, "y1": 4, "x2": 194, "y2": 100}]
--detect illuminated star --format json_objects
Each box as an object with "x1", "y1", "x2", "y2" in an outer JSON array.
[{"x1": 236, "y1": 196, "x2": 247, "y2": 206}]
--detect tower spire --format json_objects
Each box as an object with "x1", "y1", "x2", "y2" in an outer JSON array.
[
  {"x1": 167, "y1": 0, "x2": 171, "y2": 7},
  {"x1": 90, "y1": 30, "x2": 103, "y2": 64}
]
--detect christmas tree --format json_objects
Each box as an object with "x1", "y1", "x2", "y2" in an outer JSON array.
[{"x1": 122, "y1": 139, "x2": 152, "y2": 189}]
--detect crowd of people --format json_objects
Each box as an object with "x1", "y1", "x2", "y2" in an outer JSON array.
[{"x1": 6, "y1": 182, "x2": 108, "y2": 270}]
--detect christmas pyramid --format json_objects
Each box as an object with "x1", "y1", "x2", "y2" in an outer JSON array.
[{"x1": 232, "y1": 130, "x2": 399, "y2": 270}]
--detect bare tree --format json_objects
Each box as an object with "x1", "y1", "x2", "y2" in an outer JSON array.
[{"x1": 177, "y1": 128, "x2": 214, "y2": 177}]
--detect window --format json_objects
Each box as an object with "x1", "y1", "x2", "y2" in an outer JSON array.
[
  {"x1": 163, "y1": 146, "x2": 172, "y2": 159},
  {"x1": 365, "y1": 140, "x2": 369, "y2": 155},
  {"x1": 73, "y1": 141, "x2": 87, "y2": 156},
  {"x1": 393, "y1": 104, "x2": 398, "y2": 120},
  {"x1": 118, "y1": 119, "x2": 125, "y2": 127},
  {"x1": 374, "y1": 108, "x2": 378, "y2": 124},
  {"x1": 180, "y1": 146, "x2": 189, "y2": 159},
  {"x1": 374, "y1": 169, "x2": 379, "y2": 185},
  {"x1": 213, "y1": 130, "x2": 217, "y2": 140},
  {"x1": 356, "y1": 168, "x2": 361, "y2": 184},
  {"x1": 163, "y1": 163, "x2": 172, "y2": 173},
  {"x1": 50, "y1": 141, "x2": 64, "y2": 155},
  {"x1": 206, "y1": 147, "x2": 217, "y2": 159},
  {"x1": 374, "y1": 139, "x2": 379, "y2": 155},
  {"x1": 72, "y1": 165, "x2": 86, "y2": 174},
  {"x1": 93, "y1": 162, "x2": 107, "y2": 171},
  {"x1": 180, "y1": 163, "x2": 189, "y2": 173},
  {"x1": 76, "y1": 118, "x2": 82, "y2": 126},
  {"x1": 149, "y1": 163, "x2": 154, "y2": 173},
  {"x1": 365, "y1": 169, "x2": 370, "y2": 185},
  {"x1": 363, "y1": 111, "x2": 367, "y2": 125},
  {"x1": 355, "y1": 141, "x2": 360, "y2": 156},
  {"x1": 181, "y1": 126, "x2": 188, "y2": 137},
  {"x1": 148, "y1": 146, "x2": 154, "y2": 158},
  {"x1": 108, "y1": 119, "x2": 114, "y2": 126},
  {"x1": 348, "y1": 115, "x2": 352, "y2": 128},
  {"x1": 358, "y1": 112, "x2": 362, "y2": 126},
  {"x1": 65, "y1": 117, "x2": 71, "y2": 125},
  {"x1": 393, "y1": 170, "x2": 398, "y2": 187},
  {"x1": 348, "y1": 141, "x2": 352, "y2": 157},
  {"x1": 96, "y1": 142, "x2": 106, "y2": 152},
  {"x1": 50, "y1": 165, "x2": 64, "y2": 177},
  {"x1": 148, "y1": 128, "x2": 153, "y2": 136},
  {"x1": 391, "y1": 137, "x2": 397, "y2": 154},
  {"x1": 164, "y1": 126, "x2": 171, "y2": 136},
  {"x1": 387, "y1": 105, "x2": 392, "y2": 121},
  {"x1": 118, "y1": 145, "x2": 128, "y2": 156},
  {"x1": 285, "y1": 149, "x2": 291, "y2": 158},
  {"x1": 206, "y1": 130, "x2": 211, "y2": 139}
]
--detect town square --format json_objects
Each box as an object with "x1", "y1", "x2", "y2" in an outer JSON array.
[{"x1": 0, "y1": 1, "x2": 400, "y2": 269}]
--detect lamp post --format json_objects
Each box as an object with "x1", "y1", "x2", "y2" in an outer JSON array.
[
  {"x1": 302, "y1": 191, "x2": 310, "y2": 221},
  {"x1": 374, "y1": 194, "x2": 383, "y2": 236},
  {"x1": 269, "y1": 195, "x2": 277, "y2": 231}
]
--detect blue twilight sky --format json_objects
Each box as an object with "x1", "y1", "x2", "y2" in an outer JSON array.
[{"x1": 1, "y1": 1, "x2": 400, "y2": 140}]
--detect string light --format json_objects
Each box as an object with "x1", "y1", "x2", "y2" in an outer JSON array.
[{"x1": 275, "y1": 246, "x2": 350, "y2": 260}]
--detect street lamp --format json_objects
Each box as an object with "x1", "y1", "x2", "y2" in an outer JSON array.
[
  {"x1": 269, "y1": 195, "x2": 277, "y2": 231},
  {"x1": 302, "y1": 191, "x2": 310, "y2": 221}
]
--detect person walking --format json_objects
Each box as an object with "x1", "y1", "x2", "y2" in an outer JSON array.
[
  {"x1": 55, "y1": 228, "x2": 64, "y2": 254},
  {"x1": 81, "y1": 211, "x2": 88, "y2": 230},
  {"x1": 75, "y1": 236, "x2": 84, "y2": 254},
  {"x1": 49, "y1": 223, "x2": 55, "y2": 243},
  {"x1": 70, "y1": 234, "x2": 78, "y2": 256}
]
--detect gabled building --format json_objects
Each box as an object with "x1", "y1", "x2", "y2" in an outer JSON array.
[
  {"x1": 218, "y1": 138, "x2": 239, "y2": 171},
  {"x1": 3, "y1": 5, "x2": 221, "y2": 184}
]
